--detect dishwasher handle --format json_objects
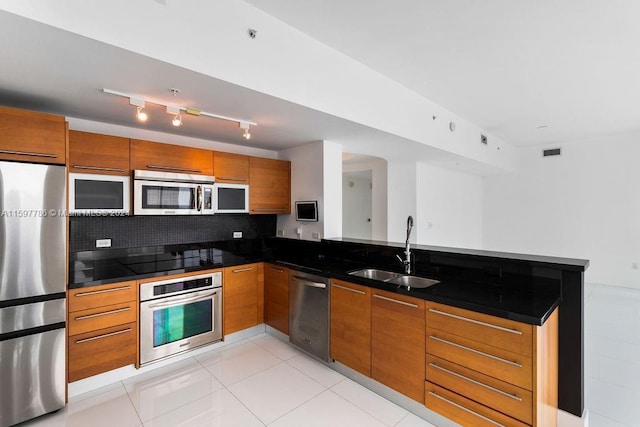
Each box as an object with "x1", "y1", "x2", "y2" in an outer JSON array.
[{"x1": 292, "y1": 275, "x2": 327, "y2": 289}]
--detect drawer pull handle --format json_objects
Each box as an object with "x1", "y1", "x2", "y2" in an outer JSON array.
[
  {"x1": 373, "y1": 294, "x2": 418, "y2": 308},
  {"x1": 72, "y1": 165, "x2": 126, "y2": 172},
  {"x1": 75, "y1": 328, "x2": 132, "y2": 344},
  {"x1": 74, "y1": 286, "x2": 132, "y2": 297},
  {"x1": 75, "y1": 307, "x2": 131, "y2": 321},
  {"x1": 146, "y1": 164, "x2": 202, "y2": 173},
  {"x1": 428, "y1": 392, "x2": 505, "y2": 427},
  {"x1": 428, "y1": 308, "x2": 523, "y2": 335},
  {"x1": 251, "y1": 208, "x2": 288, "y2": 212},
  {"x1": 217, "y1": 177, "x2": 247, "y2": 182},
  {"x1": 331, "y1": 283, "x2": 365, "y2": 295},
  {"x1": 269, "y1": 267, "x2": 284, "y2": 273},
  {"x1": 0, "y1": 149, "x2": 57, "y2": 158},
  {"x1": 429, "y1": 336, "x2": 523, "y2": 368},
  {"x1": 429, "y1": 363, "x2": 523, "y2": 401},
  {"x1": 232, "y1": 267, "x2": 253, "y2": 273}
]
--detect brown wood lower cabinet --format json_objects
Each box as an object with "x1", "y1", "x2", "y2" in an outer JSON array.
[
  {"x1": 264, "y1": 263, "x2": 289, "y2": 334},
  {"x1": 223, "y1": 263, "x2": 259, "y2": 335},
  {"x1": 371, "y1": 288, "x2": 425, "y2": 402},
  {"x1": 330, "y1": 279, "x2": 371, "y2": 376},
  {"x1": 68, "y1": 322, "x2": 137, "y2": 383},
  {"x1": 425, "y1": 301, "x2": 559, "y2": 427},
  {"x1": 67, "y1": 280, "x2": 138, "y2": 382}
]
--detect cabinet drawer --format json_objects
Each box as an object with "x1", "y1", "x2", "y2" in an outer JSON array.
[
  {"x1": 426, "y1": 328, "x2": 532, "y2": 390},
  {"x1": 426, "y1": 302, "x2": 532, "y2": 356},
  {"x1": 68, "y1": 322, "x2": 136, "y2": 382},
  {"x1": 425, "y1": 381, "x2": 529, "y2": 427},
  {"x1": 68, "y1": 301, "x2": 137, "y2": 336},
  {"x1": 426, "y1": 354, "x2": 532, "y2": 424},
  {"x1": 68, "y1": 281, "x2": 137, "y2": 312}
]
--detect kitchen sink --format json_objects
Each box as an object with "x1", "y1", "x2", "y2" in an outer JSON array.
[
  {"x1": 348, "y1": 269, "x2": 440, "y2": 289},
  {"x1": 348, "y1": 268, "x2": 401, "y2": 281},
  {"x1": 386, "y1": 275, "x2": 440, "y2": 289}
]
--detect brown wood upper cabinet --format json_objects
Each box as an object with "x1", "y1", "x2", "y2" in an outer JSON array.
[
  {"x1": 68, "y1": 130, "x2": 130, "y2": 175},
  {"x1": 213, "y1": 151, "x2": 249, "y2": 183},
  {"x1": 0, "y1": 105, "x2": 66, "y2": 164},
  {"x1": 130, "y1": 139, "x2": 213, "y2": 175},
  {"x1": 264, "y1": 263, "x2": 289, "y2": 335},
  {"x1": 249, "y1": 156, "x2": 291, "y2": 214}
]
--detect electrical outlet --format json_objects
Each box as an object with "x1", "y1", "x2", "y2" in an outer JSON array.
[
  {"x1": 277, "y1": 229, "x2": 285, "y2": 237},
  {"x1": 312, "y1": 232, "x2": 320, "y2": 240},
  {"x1": 96, "y1": 238, "x2": 111, "y2": 248},
  {"x1": 233, "y1": 231, "x2": 242, "y2": 239}
]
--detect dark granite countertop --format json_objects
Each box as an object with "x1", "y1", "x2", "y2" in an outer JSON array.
[
  {"x1": 69, "y1": 237, "x2": 584, "y2": 326},
  {"x1": 68, "y1": 240, "x2": 265, "y2": 288},
  {"x1": 272, "y1": 257, "x2": 560, "y2": 326}
]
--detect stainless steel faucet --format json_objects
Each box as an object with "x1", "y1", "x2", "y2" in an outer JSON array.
[{"x1": 396, "y1": 215, "x2": 414, "y2": 274}]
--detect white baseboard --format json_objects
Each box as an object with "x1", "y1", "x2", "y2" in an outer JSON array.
[{"x1": 559, "y1": 409, "x2": 589, "y2": 427}]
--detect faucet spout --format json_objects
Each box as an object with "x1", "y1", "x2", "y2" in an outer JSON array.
[{"x1": 403, "y1": 216, "x2": 414, "y2": 274}]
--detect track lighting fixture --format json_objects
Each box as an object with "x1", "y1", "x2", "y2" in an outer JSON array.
[
  {"x1": 136, "y1": 106, "x2": 148, "y2": 122},
  {"x1": 103, "y1": 88, "x2": 257, "y2": 138},
  {"x1": 240, "y1": 122, "x2": 251, "y2": 140}
]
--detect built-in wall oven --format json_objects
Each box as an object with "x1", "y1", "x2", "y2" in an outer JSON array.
[{"x1": 139, "y1": 271, "x2": 222, "y2": 365}]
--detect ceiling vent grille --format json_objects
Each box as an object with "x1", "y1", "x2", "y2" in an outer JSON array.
[{"x1": 543, "y1": 148, "x2": 561, "y2": 157}]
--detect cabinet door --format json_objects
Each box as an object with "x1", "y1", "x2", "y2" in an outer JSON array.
[
  {"x1": 330, "y1": 279, "x2": 372, "y2": 376},
  {"x1": 69, "y1": 131, "x2": 130, "y2": 175},
  {"x1": 214, "y1": 152, "x2": 249, "y2": 183},
  {"x1": 264, "y1": 263, "x2": 289, "y2": 334},
  {"x1": 68, "y1": 322, "x2": 137, "y2": 382},
  {"x1": 371, "y1": 289, "x2": 425, "y2": 402},
  {"x1": 223, "y1": 264, "x2": 259, "y2": 335},
  {"x1": 0, "y1": 105, "x2": 66, "y2": 164},
  {"x1": 130, "y1": 139, "x2": 213, "y2": 175},
  {"x1": 248, "y1": 157, "x2": 290, "y2": 214}
]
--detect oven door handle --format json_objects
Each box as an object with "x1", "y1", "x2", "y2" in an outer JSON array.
[{"x1": 147, "y1": 290, "x2": 219, "y2": 309}]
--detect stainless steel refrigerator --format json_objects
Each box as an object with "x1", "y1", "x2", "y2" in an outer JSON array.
[{"x1": 0, "y1": 160, "x2": 66, "y2": 427}]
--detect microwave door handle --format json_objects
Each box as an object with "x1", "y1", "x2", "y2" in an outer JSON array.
[{"x1": 197, "y1": 185, "x2": 203, "y2": 212}]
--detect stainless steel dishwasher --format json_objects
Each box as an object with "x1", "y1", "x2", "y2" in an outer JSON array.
[{"x1": 289, "y1": 270, "x2": 330, "y2": 362}]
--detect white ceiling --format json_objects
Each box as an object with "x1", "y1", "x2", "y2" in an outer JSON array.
[
  {"x1": 1, "y1": 1, "x2": 638, "y2": 160},
  {"x1": 246, "y1": 0, "x2": 640, "y2": 146}
]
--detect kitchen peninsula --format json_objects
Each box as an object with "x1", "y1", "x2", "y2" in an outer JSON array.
[{"x1": 68, "y1": 235, "x2": 588, "y2": 425}]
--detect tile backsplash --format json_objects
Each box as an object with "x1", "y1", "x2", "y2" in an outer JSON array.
[{"x1": 69, "y1": 214, "x2": 277, "y2": 252}]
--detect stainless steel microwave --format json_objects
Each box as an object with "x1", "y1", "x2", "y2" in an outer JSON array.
[
  {"x1": 133, "y1": 170, "x2": 214, "y2": 215},
  {"x1": 68, "y1": 172, "x2": 130, "y2": 215},
  {"x1": 214, "y1": 183, "x2": 249, "y2": 213}
]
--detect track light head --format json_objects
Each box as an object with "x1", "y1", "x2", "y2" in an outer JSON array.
[
  {"x1": 240, "y1": 122, "x2": 251, "y2": 140},
  {"x1": 172, "y1": 114, "x2": 182, "y2": 127},
  {"x1": 136, "y1": 106, "x2": 148, "y2": 122}
]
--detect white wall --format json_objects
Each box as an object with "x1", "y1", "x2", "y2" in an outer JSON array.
[
  {"x1": 483, "y1": 133, "x2": 640, "y2": 288},
  {"x1": 343, "y1": 171, "x2": 373, "y2": 240},
  {"x1": 343, "y1": 157, "x2": 388, "y2": 241},
  {"x1": 322, "y1": 141, "x2": 343, "y2": 239},
  {"x1": 0, "y1": 0, "x2": 518, "y2": 172},
  {"x1": 277, "y1": 141, "x2": 341, "y2": 241},
  {"x1": 387, "y1": 161, "x2": 417, "y2": 244},
  {"x1": 416, "y1": 163, "x2": 483, "y2": 249}
]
